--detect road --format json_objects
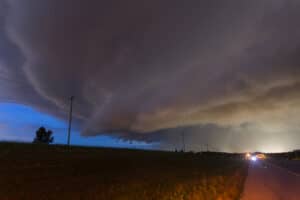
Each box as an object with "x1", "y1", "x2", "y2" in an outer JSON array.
[{"x1": 241, "y1": 159, "x2": 300, "y2": 200}]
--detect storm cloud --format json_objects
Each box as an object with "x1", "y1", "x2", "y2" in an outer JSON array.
[{"x1": 1, "y1": 0, "x2": 300, "y2": 151}]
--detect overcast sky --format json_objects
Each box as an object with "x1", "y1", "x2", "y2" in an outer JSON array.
[{"x1": 1, "y1": 0, "x2": 300, "y2": 152}]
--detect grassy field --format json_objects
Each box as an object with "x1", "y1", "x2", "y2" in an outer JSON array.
[{"x1": 0, "y1": 142, "x2": 248, "y2": 200}]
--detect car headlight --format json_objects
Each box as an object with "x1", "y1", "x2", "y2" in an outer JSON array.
[{"x1": 251, "y1": 156, "x2": 257, "y2": 161}]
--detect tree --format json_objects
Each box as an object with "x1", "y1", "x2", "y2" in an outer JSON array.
[{"x1": 33, "y1": 127, "x2": 54, "y2": 144}]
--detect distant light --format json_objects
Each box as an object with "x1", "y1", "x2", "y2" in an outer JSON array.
[
  {"x1": 256, "y1": 153, "x2": 266, "y2": 160},
  {"x1": 251, "y1": 156, "x2": 257, "y2": 161}
]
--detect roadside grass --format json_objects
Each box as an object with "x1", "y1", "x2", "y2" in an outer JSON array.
[{"x1": 0, "y1": 142, "x2": 248, "y2": 200}]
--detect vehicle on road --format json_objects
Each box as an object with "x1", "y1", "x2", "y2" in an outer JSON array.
[{"x1": 245, "y1": 152, "x2": 266, "y2": 161}]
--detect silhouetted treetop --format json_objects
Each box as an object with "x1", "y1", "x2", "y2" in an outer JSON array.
[{"x1": 33, "y1": 126, "x2": 54, "y2": 144}]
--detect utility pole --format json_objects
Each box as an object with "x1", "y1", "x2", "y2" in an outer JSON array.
[
  {"x1": 67, "y1": 96, "x2": 74, "y2": 146},
  {"x1": 181, "y1": 130, "x2": 185, "y2": 152}
]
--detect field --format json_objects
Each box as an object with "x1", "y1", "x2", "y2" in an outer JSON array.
[
  {"x1": 268, "y1": 151, "x2": 300, "y2": 160},
  {"x1": 0, "y1": 142, "x2": 248, "y2": 200}
]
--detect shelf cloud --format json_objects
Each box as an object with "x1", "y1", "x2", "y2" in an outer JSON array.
[{"x1": 1, "y1": 0, "x2": 300, "y2": 151}]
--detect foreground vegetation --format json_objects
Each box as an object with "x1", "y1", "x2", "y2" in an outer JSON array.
[
  {"x1": 268, "y1": 151, "x2": 300, "y2": 160},
  {"x1": 0, "y1": 142, "x2": 248, "y2": 200}
]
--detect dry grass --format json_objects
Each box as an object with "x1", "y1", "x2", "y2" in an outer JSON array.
[{"x1": 0, "y1": 142, "x2": 247, "y2": 200}]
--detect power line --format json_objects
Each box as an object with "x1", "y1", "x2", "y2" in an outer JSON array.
[
  {"x1": 0, "y1": 72, "x2": 28, "y2": 85},
  {"x1": 67, "y1": 96, "x2": 74, "y2": 147},
  {"x1": 181, "y1": 130, "x2": 185, "y2": 152},
  {"x1": 0, "y1": 74, "x2": 36, "y2": 93}
]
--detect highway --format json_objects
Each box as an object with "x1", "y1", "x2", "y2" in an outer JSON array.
[{"x1": 241, "y1": 159, "x2": 300, "y2": 200}]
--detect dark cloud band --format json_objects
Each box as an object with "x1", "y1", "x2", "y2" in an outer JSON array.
[{"x1": 1, "y1": 0, "x2": 300, "y2": 151}]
